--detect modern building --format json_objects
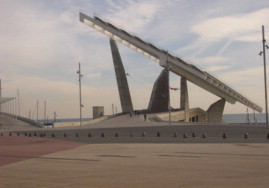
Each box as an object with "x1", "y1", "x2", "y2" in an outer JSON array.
[{"x1": 93, "y1": 106, "x2": 104, "y2": 119}]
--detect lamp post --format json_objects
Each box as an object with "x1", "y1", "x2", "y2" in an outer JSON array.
[
  {"x1": 261, "y1": 25, "x2": 268, "y2": 128},
  {"x1": 0, "y1": 79, "x2": 2, "y2": 114},
  {"x1": 77, "y1": 63, "x2": 83, "y2": 127}
]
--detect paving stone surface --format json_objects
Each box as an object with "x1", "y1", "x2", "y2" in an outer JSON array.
[
  {"x1": 0, "y1": 132, "x2": 84, "y2": 166},
  {"x1": 1, "y1": 143, "x2": 269, "y2": 188},
  {"x1": 1, "y1": 115, "x2": 269, "y2": 187}
]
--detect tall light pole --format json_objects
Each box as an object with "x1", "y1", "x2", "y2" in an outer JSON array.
[
  {"x1": 0, "y1": 79, "x2": 2, "y2": 114},
  {"x1": 259, "y1": 26, "x2": 269, "y2": 129},
  {"x1": 37, "y1": 100, "x2": 39, "y2": 121},
  {"x1": 77, "y1": 63, "x2": 83, "y2": 127},
  {"x1": 44, "y1": 100, "x2": 46, "y2": 124},
  {"x1": 17, "y1": 90, "x2": 20, "y2": 116},
  {"x1": 261, "y1": 25, "x2": 268, "y2": 128}
]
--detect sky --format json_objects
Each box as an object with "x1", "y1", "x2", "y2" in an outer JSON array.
[{"x1": 1, "y1": 0, "x2": 269, "y2": 119}]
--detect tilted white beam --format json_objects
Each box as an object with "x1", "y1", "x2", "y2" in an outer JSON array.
[
  {"x1": 79, "y1": 12, "x2": 262, "y2": 113},
  {"x1": 80, "y1": 13, "x2": 161, "y2": 63}
]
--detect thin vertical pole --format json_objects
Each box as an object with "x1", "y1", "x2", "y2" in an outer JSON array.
[
  {"x1": 44, "y1": 101, "x2": 46, "y2": 124},
  {"x1": 246, "y1": 108, "x2": 250, "y2": 124},
  {"x1": 11, "y1": 100, "x2": 14, "y2": 118},
  {"x1": 15, "y1": 98, "x2": 17, "y2": 119},
  {"x1": 253, "y1": 110, "x2": 256, "y2": 124},
  {"x1": 78, "y1": 63, "x2": 82, "y2": 127},
  {"x1": 262, "y1": 25, "x2": 268, "y2": 128},
  {"x1": 0, "y1": 79, "x2": 2, "y2": 113},
  {"x1": 8, "y1": 101, "x2": 10, "y2": 115},
  {"x1": 13, "y1": 99, "x2": 15, "y2": 118},
  {"x1": 17, "y1": 90, "x2": 20, "y2": 116},
  {"x1": 37, "y1": 100, "x2": 39, "y2": 121}
]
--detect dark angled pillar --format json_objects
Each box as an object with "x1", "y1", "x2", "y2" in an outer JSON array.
[
  {"x1": 148, "y1": 69, "x2": 169, "y2": 113},
  {"x1": 110, "y1": 39, "x2": 133, "y2": 113}
]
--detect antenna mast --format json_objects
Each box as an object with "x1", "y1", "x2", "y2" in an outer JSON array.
[
  {"x1": 77, "y1": 63, "x2": 83, "y2": 127},
  {"x1": 0, "y1": 79, "x2": 2, "y2": 113},
  {"x1": 262, "y1": 25, "x2": 268, "y2": 128},
  {"x1": 17, "y1": 90, "x2": 20, "y2": 116}
]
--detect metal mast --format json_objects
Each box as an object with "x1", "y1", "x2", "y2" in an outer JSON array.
[
  {"x1": 262, "y1": 25, "x2": 268, "y2": 128},
  {"x1": 78, "y1": 63, "x2": 83, "y2": 127},
  {"x1": 44, "y1": 100, "x2": 46, "y2": 124},
  {"x1": 17, "y1": 90, "x2": 20, "y2": 116},
  {"x1": 0, "y1": 79, "x2": 2, "y2": 113},
  {"x1": 37, "y1": 100, "x2": 39, "y2": 121}
]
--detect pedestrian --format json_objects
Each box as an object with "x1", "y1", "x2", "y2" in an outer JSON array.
[{"x1": 144, "y1": 113, "x2": 147, "y2": 121}]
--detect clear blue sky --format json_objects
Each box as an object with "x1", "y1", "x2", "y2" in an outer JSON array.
[{"x1": 1, "y1": 0, "x2": 269, "y2": 119}]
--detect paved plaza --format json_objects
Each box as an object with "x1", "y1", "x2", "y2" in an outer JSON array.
[
  {"x1": 1, "y1": 139, "x2": 269, "y2": 188},
  {"x1": 1, "y1": 115, "x2": 269, "y2": 187}
]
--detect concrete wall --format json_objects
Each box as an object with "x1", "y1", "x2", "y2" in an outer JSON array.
[
  {"x1": 53, "y1": 116, "x2": 110, "y2": 128},
  {"x1": 152, "y1": 108, "x2": 207, "y2": 122}
]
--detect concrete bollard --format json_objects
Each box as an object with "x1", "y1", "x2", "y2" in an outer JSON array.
[
  {"x1": 115, "y1": 133, "x2": 119, "y2": 138},
  {"x1": 223, "y1": 133, "x2": 227, "y2": 139},
  {"x1": 101, "y1": 133, "x2": 105, "y2": 137},
  {"x1": 192, "y1": 132, "x2": 196, "y2": 138},
  {"x1": 244, "y1": 133, "x2": 249, "y2": 139},
  {"x1": 88, "y1": 133, "x2": 91, "y2": 137},
  {"x1": 142, "y1": 132, "x2": 146, "y2": 137},
  {"x1": 174, "y1": 132, "x2": 178, "y2": 137},
  {"x1": 157, "y1": 132, "x2": 161, "y2": 137},
  {"x1": 183, "y1": 133, "x2": 187, "y2": 138},
  {"x1": 202, "y1": 133, "x2": 207, "y2": 138}
]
